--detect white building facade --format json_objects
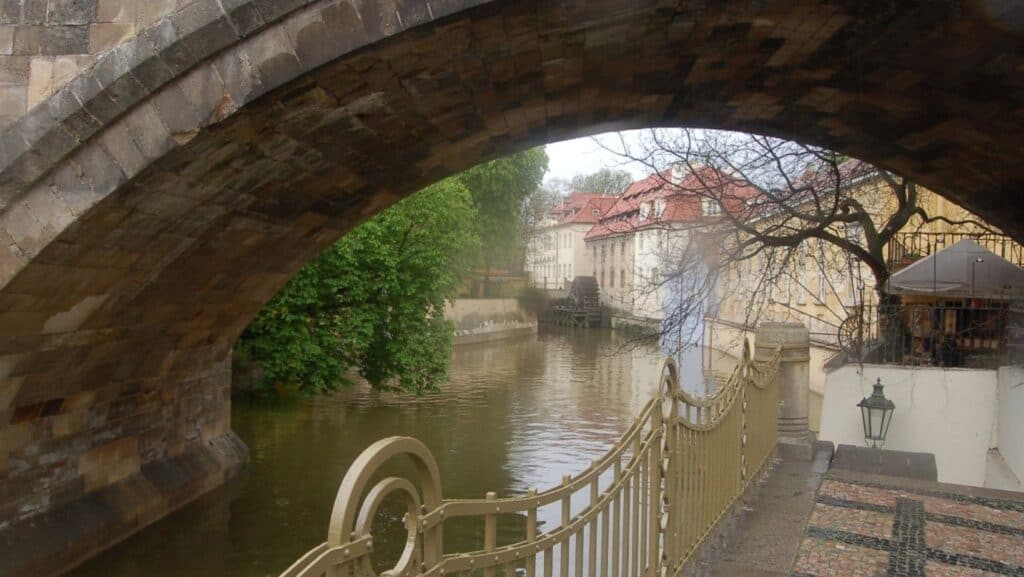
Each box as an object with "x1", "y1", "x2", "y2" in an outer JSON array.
[{"x1": 527, "y1": 194, "x2": 616, "y2": 290}]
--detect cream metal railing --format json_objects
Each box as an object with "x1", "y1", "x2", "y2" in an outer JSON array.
[{"x1": 280, "y1": 340, "x2": 781, "y2": 577}]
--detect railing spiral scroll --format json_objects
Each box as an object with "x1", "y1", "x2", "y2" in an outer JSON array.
[{"x1": 280, "y1": 340, "x2": 782, "y2": 577}]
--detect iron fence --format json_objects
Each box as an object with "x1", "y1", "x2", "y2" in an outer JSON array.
[
  {"x1": 887, "y1": 231, "x2": 1024, "y2": 269},
  {"x1": 844, "y1": 301, "x2": 1024, "y2": 368},
  {"x1": 278, "y1": 342, "x2": 782, "y2": 577}
]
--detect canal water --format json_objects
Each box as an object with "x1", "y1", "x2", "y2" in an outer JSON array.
[{"x1": 68, "y1": 328, "x2": 737, "y2": 577}]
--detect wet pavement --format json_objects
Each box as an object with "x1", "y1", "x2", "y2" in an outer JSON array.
[{"x1": 708, "y1": 442, "x2": 834, "y2": 577}]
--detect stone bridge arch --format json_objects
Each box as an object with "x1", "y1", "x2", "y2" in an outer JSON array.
[{"x1": 0, "y1": 1, "x2": 1022, "y2": 575}]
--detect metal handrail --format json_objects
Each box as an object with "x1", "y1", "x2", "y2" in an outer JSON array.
[{"x1": 279, "y1": 340, "x2": 782, "y2": 577}]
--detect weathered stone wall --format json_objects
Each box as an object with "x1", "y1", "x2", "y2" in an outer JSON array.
[
  {"x1": 0, "y1": 0, "x2": 202, "y2": 128},
  {"x1": 0, "y1": 1, "x2": 1021, "y2": 575}
]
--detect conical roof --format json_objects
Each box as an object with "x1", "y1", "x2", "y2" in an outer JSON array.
[{"x1": 885, "y1": 239, "x2": 1024, "y2": 299}]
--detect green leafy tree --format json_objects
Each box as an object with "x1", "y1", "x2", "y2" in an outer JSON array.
[
  {"x1": 571, "y1": 168, "x2": 632, "y2": 195},
  {"x1": 459, "y1": 149, "x2": 548, "y2": 275},
  {"x1": 236, "y1": 178, "x2": 479, "y2": 395}
]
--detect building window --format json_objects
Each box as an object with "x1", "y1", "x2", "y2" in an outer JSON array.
[
  {"x1": 620, "y1": 241, "x2": 625, "y2": 257},
  {"x1": 639, "y1": 202, "x2": 650, "y2": 220},
  {"x1": 702, "y1": 198, "x2": 721, "y2": 216},
  {"x1": 610, "y1": 268, "x2": 615, "y2": 287},
  {"x1": 654, "y1": 198, "x2": 666, "y2": 218},
  {"x1": 620, "y1": 269, "x2": 625, "y2": 287}
]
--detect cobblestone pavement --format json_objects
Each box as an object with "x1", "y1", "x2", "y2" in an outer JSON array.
[{"x1": 792, "y1": 476, "x2": 1024, "y2": 577}]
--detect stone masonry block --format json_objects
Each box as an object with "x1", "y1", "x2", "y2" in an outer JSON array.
[
  {"x1": 252, "y1": 0, "x2": 314, "y2": 24},
  {"x1": 149, "y1": 82, "x2": 202, "y2": 136},
  {"x1": 121, "y1": 101, "x2": 173, "y2": 161},
  {"x1": 244, "y1": 25, "x2": 300, "y2": 101},
  {"x1": 97, "y1": 112, "x2": 146, "y2": 177},
  {"x1": 22, "y1": 0, "x2": 48, "y2": 24},
  {"x1": 0, "y1": 54, "x2": 29, "y2": 83},
  {"x1": 79, "y1": 436, "x2": 139, "y2": 493},
  {"x1": 46, "y1": 0, "x2": 99, "y2": 26},
  {"x1": 318, "y1": 0, "x2": 370, "y2": 55},
  {"x1": 119, "y1": 33, "x2": 174, "y2": 92},
  {"x1": 0, "y1": 84, "x2": 25, "y2": 126},
  {"x1": 168, "y1": 1, "x2": 240, "y2": 66},
  {"x1": 25, "y1": 56, "x2": 51, "y2": 107},
  {"x1": 70, "y1": 140, "x2": 126, "y2": 201},
  {"x1": 136, "y1": 0, "x2": 176, "y2": 29},
  {"x1": 50, "y1": 54, "x2": 88, "y2": 90},
  {"x1": 211, "y1": 44, "x2": 259, "y2": 111},
  {"x1": 45, "y1": 84, "x2": 101, "y2": 141},
  {"x1": 88, "y1": 22, "x2": 134, "y2": 53},
  {"x1": 177, "y1": 62, "x2": 229, "y2": 128},
  {"x1": 0, "y1": 25, "x2": 13, "y2": 54},
  {"x1": 8, "y1": 106, "x2": 80, "y2": 186},
  {"x1": 12, "y1": 26, "x2": 39, "y2": 54},
  {"x1": 39, "y1": 25, "x2": 89, "y2": 55},
  {"x1": 282, "y1": 6, "x2": 345, "y2": 72},
  {"x1": 96, "y1": 0, "x2": 137, "y2": 23},
  {"x1": 218, "y1": 0, "x2": 265, "y2": 38}
]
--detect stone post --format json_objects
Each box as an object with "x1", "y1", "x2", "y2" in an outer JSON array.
[{"x1": 754, "y1": 322, "x2": 812, "y2": 457}]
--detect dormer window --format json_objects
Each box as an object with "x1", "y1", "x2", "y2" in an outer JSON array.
[
  {"x1": 592, "y1": 208, "x2": 600, "y2": 215},
  {"x1": 654, "y1": 199, "x2": 666, "y2": 219},
  {"x1": 639, "y1": 202, "x2": 651, "y2": 220}
]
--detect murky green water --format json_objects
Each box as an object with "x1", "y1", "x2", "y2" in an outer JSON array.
[{"x1": 68, "y1": 328, "x2": 734, "y2": 577}]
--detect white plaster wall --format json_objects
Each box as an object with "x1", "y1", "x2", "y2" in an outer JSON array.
[
  {"x1": 997, "y1": 365, "x2": 1024, "y2": 484},
  {"x1": 633, "y1": 229, "x2": 663, "y2": 320},
  {"x1": 569, "y1": 224, "x2": 593, "y2": 280},
  {"x1": 820, "y1": 365, "x2": 998, "y2": 486}
]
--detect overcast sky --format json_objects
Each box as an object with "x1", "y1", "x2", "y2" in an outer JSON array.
[{"x1": 543, "y1": 130, "x2": 652, "y2": 185}]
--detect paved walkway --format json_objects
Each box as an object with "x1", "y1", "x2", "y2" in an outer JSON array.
[
  {"x1": 708, "y1": 442, "x2": 834, "y2": 577},
  {"x1": 793, "y1": 469, "x2": 1024, "y2": 577},
  {"x1": 705, "y1": 443, "x2": 1024, "y2": 577}
]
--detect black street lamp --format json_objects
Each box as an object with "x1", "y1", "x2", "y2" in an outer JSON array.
[{"x1": 858, "y1": 378, "x2": 895, "y2": 448}]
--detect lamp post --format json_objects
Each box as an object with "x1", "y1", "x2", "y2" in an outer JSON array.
[{"x1": 857, "y1": 378, "x2": 895, "y2": 448}]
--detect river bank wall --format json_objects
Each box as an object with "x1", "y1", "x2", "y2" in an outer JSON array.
[{"x1": 446, "y1": 298, "x2": 537, "y2": 345}]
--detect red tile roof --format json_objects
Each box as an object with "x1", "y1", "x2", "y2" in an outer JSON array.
[
  {"x1": 548, "y1": 192, "x2": 618, "y2": 225},
  {"x1": 585, "y1": 167, "x2": 759, "y2": 241}
]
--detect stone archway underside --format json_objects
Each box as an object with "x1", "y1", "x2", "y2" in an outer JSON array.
[{"x1": 0, "y1": 1, "x2": 1022, "y2": 575}]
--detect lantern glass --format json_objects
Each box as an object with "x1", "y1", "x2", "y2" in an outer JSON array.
[{"x1": 857, "y1": 379, "x2": 895, "y2": 447}]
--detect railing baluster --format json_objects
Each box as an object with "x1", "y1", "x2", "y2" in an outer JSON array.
[
  {"x1": 544, "y1": 546, "x2": 554, "y2": 577},
  {"x1": 588, "y1": 463, "x2": 599, "y2": 577},
  {"x1": 631, "y1": 435, "x2": 640, "y2": 577},
  {"x1": 640, "y1": 440, "x2": 648, "y2": 577},
  {"x1": 647, "y1": 407, "x2": 661, "y2": 577},
  {"x1": 611, "y1": 454, "x2": 621, "y2": 577},
  {"x1": 527, "y1": 487, "x2": 538, "y2": 577},
  {"x1": 486, "y1": 491, "x2": 497, "y2": 577},
  {"x1": 575, "y1": 519, "x2": 584, "y2": 577},
  {"x1": 679, "y1": 426, "x2": 688, "y2": 557},
  {"x1": 600, "y1": 481, "x2": 609, "y2": 577},
  {"x1": 561, "y1": 475, "x2": 571, "y2": 577}
]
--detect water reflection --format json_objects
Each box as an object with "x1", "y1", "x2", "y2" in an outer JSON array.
[{"x1": 68, "y1": 328, "x2": 730, "y2": 577}]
